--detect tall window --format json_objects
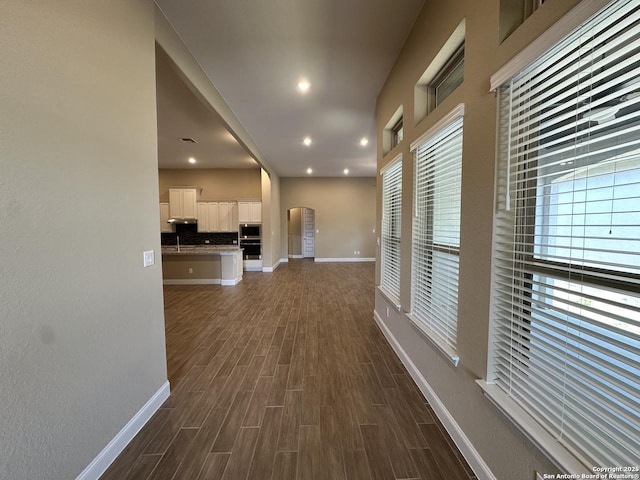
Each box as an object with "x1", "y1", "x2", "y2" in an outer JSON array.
[
  {"x1": 490, "y1": 0, "x2": 640, "y2": 469},
  {"x1": 380, "y1": 158, "x2": 403, "y2": 303},
  {"x1": 410, "y1": 107, "x2": 464, "y2": 364}
]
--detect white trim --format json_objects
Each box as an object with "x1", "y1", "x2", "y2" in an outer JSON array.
[
  {"x1": 377, "y1": 285, "x2": 402, "y2": 312},
  {"x1": 379, "y1": 152, "x2": 403, "y2": 175},
  {"x1": 163, "y1": 279, "x2": 221, "y2": 285},
  {"x1": 221, "y1": 277, "x2": 241, "y2": 286},
  {"x1": 76, "y1": 381, "x2": 170, "y2": 480},
  {"x1": 314, "y1": 257, "x2": 376, "y2": 263},
  {"x1": 288, "y1": 254, "x2": 304, "y2": 259},
  {"x1": 476, "y1": 381, "x2": 589, "y2": 474},
  {"x1": 280, "y1": 258, "x2": 289, "y2": 263},
  {"x1": 373, "y1": 312, "x2": 497, "y2": 480},
  {"x1": 410, "y1": 103, "x2": 465, "y2": 152},
  {"x1": 262, "y1": 259, "x2": 282, "y2": 273},
  {"x1": 490, "y1": 0, "x2": 612, "y2": 90},
  {"x1": 406, "y1": 313, "x2": 460, "y2": 367}
]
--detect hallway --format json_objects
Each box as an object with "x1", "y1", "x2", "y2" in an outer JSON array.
[{"x1": 101, "y1": 261, "x2": 476, "y2": 480}]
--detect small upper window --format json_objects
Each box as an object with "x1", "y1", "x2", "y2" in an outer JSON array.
[
  {"x1": 392, "y1": 117, "x2": 404, "y2": 148},
  {"x1": 431, "y1": 45, "x2": 464, "y2": 107}
]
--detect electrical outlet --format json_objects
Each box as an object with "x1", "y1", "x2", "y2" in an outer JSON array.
[
  {"x1": 386, "y1": 306, "x2": 390, "y2": 318},
  {"x1": 188, "y1": 268, "x2": 193, "y2": 274},
  {"x1": 204, "y1": 240, "x2": 210, "y2": 244},
  {"x1": 143, "y1": 250, "x2": 154, "y2": 267}
]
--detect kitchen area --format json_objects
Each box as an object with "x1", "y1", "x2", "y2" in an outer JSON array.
[{"x1": 159, "y1": 181, "x2": 264, "y2": 285}]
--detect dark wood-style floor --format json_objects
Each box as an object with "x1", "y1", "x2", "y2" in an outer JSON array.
[{"x1": 101, "y1": 260, "x2": 476, "y2": 480}]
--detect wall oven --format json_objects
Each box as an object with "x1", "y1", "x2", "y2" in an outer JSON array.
[
  {"x1": 239, "y1": 238, "x2": 262, "y2": 260},
  {"x1": 240, "y1": 224, "x2": 261, "y2": 238}
]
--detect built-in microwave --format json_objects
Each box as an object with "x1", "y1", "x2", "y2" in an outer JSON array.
[{"x1": 240, "y1": 224, "x2": 261, "y2": 238}]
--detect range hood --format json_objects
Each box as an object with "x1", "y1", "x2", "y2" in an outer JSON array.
[{"x1": 167, "y1": 217, "x2": 197, "y2": 225}]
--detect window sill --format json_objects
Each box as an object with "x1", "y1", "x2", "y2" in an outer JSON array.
[
  {"x1": 406, "y1": 313, "x2": 459, "y2": 367},
  {"x1": 476, "y1": 380, "x2": 589, "y2": 474},
  {"x1": 377, "y1": 286, "x2": 401, "y2": 312}
]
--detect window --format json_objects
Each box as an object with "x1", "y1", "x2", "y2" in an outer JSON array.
[
  {"x1": 380, "y1": 157, "x2": 403, "y2": 305},
  {"x1": 409, "y1": 106, "x2": 464, "y2": 364},
  {"x1": 414, "y1": 20, "x2": 466, "y2": 125},
  {"x1": 489, "y1": 0, "x2": 640, "y2": 470},
  {"x1": 392, "y1": 117, "x2": 404, "y2": 148},
  {"x1": 431, "y1": 44, "x2": 464, "y2": 107}
]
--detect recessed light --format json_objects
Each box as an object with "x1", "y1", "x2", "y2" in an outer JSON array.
[
  {"x1": 360, "y1": 138, "x2": 369, "y2": 146},
  {"x1": 297, "y1": 80, "x2": 311, "y2": 92},
  {"x1": 344, "y1": 168, "x2": 350, "y2": 175},
  {"x1": 303, "y1": 136, "x2": 312, "y2": 146},
  {"x1": 306, "y1": 168, "x2": 313, "y2": 174},
  {"x1": 188, "y1": 157, "x2": 196, "y2": 164}
]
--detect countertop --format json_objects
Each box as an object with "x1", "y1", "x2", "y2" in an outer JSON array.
[{"x1": 161, "y1": 245, "x2": 242, "y2": 256}]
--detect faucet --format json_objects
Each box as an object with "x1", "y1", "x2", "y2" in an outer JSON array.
[{"x1": 177, "y1": 235, "x2": 180, "y2": 253}]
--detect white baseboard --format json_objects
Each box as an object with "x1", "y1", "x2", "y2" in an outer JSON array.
[
  {"x1": 288, "y1": 254, "x2": 304, "y2": 259},
  {"x1": 263, "y1": 258, "x2": 282, "y2": 273},
  {"x1": 221, "y1": 276, "x2": 242, "y2": 286},
  {"x1": 280, "y1": 258, "x2": 289, "y2": 263},
  {"x1": 163, "y1": 279, "x2": 221, "y2": 285},
  {"x1": 373, "y1": 312, "x2": 497, "y2": 480},
  {"x1": 314, "y1": 257, "x2": 375, "y2": 263},
  {"x1": 76, "y1": 381, "x2": 170, "y2": 480}
]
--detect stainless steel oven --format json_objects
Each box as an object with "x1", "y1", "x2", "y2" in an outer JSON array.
[
  {"x1": 240, "y1": 224, "x2": 261, "y2": 238},
  {"x1": 239, "y1": 238, "x2": 262, "y2": 260}
]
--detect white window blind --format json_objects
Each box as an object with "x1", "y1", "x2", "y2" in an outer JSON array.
[
  {"x1": 410, "y1": 113, "x2": 463, "y2": 358},
  {"x1": 491, "y1": 0, "x2": 640, "y2": 470},
  {"x1": 380, "y1": 159, "x2": 403, "y2": 303}
]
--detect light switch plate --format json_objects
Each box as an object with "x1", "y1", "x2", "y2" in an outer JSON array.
[{"x1": 143, "y1": 250, "x2": 155, "y2": 267}]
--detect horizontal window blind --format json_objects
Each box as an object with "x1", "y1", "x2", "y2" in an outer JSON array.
[
  {"x1": 380, "y1": 159, "x2": 403, "y2": 301},
  {"x1": 411, "y1": 115, "x2": 463, "y2": 352},
  {"x1": 491, "y1": 0, "x2": 640, "y2": 469}
]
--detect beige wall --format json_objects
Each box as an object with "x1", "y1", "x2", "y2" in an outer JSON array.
[
  {"x1": 0, "y1": 1, "x2": 167, "y2": 479},
  {"x1": 280, "y1": 177, "x2": 376, "y2": 261},
  {"x1": 288, "y1": 208, "x2": 303, "y2": 256},
  {"x1": 158, "y1": 168, "x2": 261, "y2": 201},
  {"x1": 375, "y1": 1, "x2": 590, "y2": 479}
]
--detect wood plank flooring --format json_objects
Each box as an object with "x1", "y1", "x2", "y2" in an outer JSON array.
[{"x1": 101, "y1": 260, "x2": 476, "y2": 480}]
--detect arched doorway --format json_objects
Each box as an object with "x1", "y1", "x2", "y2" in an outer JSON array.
[{"x1": 287, "y1": 207, "x2": 315, "y2": 259}]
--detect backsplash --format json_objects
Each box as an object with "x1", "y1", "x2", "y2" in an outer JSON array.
[{"x1": 161, "y1": 223, "x2": 238, "y2": 246}]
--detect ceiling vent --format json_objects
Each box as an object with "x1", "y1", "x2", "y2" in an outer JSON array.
[{"x1": 180, "y1": 137, "x2": 197, "y2": 143}]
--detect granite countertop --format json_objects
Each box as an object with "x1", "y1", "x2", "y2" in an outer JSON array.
[{"x1": 161, "y1": 245, "x2": 242, "y2": 255}]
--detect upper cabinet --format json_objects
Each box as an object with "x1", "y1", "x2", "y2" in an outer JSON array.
[
  {"x1": 197, "y1": 202, "x2": 238, "y2": 232},
  {"x1": 159, "y1": 202, "x2": 174, "y2": 232},
  {"x1": 169, "y1": 188, "x2": 198, "y2": 219},
  {"x1": 238, "y1": 201, "x2": 262, "y2": 223}
]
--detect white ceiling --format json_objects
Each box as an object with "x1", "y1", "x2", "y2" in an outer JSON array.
[{"x1": 155, "y1": 0, "x2": 425, "y2": 177}]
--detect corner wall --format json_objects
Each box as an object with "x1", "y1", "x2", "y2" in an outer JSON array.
[{"x1": 0, "y1": 2, "x2": 167, "y2": 479}]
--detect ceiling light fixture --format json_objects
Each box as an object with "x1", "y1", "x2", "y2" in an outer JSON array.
[
  {"x1": 188, "y1": 157, "x2": 196, "y2": 164},
  {"x1": 344, "y1": 168, "x2": 350, "y2": 175},
  {"x1": 360, "y1": 138, "x2": 369, "y2": 146},
  {"x1": 303, "y1": 136, "x2": 312, "y2": 146},
  {"x1": 297, "y1": 80, "x2": 311, "y2": 93},
  {"x1": 306, "y1": 168, "x2": 313, "y2": 174}
]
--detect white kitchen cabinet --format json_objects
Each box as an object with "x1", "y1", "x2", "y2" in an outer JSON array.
[
  {"x1": 218, "y1": 202, "x2": 238, "y2": 231},
  {"x1": 197, "y1": 202, "x2": 238, "y2": 232},
  {"x1": 169, "y1": 188, "x2": 198, "y2": 219},
  {"x1": 238, "y1": 201, "x2": 261, "y2": 223},
  {"x1": 160, "y1": 202, "x2": 174, "y2": 232}
]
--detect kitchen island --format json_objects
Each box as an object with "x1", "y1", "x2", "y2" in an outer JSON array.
[{"x1": 161, "y1": 245, "x2": 243, "y2": 286}]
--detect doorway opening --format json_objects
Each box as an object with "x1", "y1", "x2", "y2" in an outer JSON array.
[{"x1": 287, "y1": 207, "x2": 315, "y2": 259}]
